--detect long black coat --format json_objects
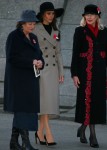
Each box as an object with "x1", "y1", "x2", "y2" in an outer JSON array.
[
  {"x1": 71, "y1": 26, "x2": 107, "y2": 125},
  {"x1": 4, "y1": 28, "x2": 44, "y2": 113}
]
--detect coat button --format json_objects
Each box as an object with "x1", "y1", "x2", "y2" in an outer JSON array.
[
  {"x1": 53, "y1": 55, "x2": 55, "y2": 57},
  {"x1": 53, "y1": 46, "x2": 56, "y2": 49},
  {"x1": 45, "y1": 55, "x2": 48, "y2": 57},
  {"x1": 44, "y1": 38, "x2": 46, "y2": 40},
  {"x1": 45, "y1": 47, "x2": 48, "y2": 49},
  {"x1": 46, "y1": 64, "x2": 48, "y2": 66},
  {"x1": 53, "y1": 64, "x2": 55, "y2": 66}
]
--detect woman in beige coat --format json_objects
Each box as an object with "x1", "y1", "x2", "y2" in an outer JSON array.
[{"x1": 33, "y1": 2, "x2": 64, "y2": 146}]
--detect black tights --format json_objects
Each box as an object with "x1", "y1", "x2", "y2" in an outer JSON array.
[{"x1": 79, "y1": 124, "x2": 97, "y2": 139}]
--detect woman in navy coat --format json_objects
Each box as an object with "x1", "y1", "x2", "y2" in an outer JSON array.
[
  {"x1": 71, "y1": 4, "x2": 107, "y2": 148},
  {"x1": 4, "y1": 10, "x2": 44, "y2": 150}
]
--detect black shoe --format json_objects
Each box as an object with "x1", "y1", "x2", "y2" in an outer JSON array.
[
  {"x1": 10, "y1": 143, "x2": 22, "y2": 150},
  {"x1": 77, "y1": 126, "x2": 82, "y2": 137},
  {"x1": 80, "y1": 136, "x2": 88, "y2": 144},
  {"x1": 77, "y1": 126, "x2": 88, "y2": 143},
  {"x1": 10, "y1": 127, "x2": 22, "y2": 150},
  {"x1": 20, "y1": 129, "x2": 38, "y2": 150},
  {"x1": 10, "y1": 142, "x2": 22, "y2": 150},
  {"x1": 35, "y1": 132, "x2": 46, "y2": 145},
  {"x1": 89, "y1": 136, "x2": 99, "y2": 148},
  {"x1": 44, "y1": 135, "x2": 57, "y2": 146}
]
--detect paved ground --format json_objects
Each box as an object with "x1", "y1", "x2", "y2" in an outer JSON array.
[{"x1": 0, "y1": 105, "x2": 107, "y2": 150}]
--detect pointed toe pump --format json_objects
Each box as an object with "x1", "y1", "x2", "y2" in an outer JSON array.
[
  {"x1": 44, "y1": 135, "x2": 57, "y2": 146},
  {"x1": 35, "y1": 132, "x2": 46, "y2": 145}
]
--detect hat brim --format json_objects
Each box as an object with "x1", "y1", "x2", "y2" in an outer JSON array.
[
  {"x1": 36, "y1": 8, "x2": 64, "y2": 20},
  {"x1": 55, "y1": 8, "x2": 64, "y2": 18},
  {"x1": 82, "y1": 12, "x2": 101, "y2": 16},
  {"x1": 18, "y1": 18, "x2": 39, "y2": 22}
]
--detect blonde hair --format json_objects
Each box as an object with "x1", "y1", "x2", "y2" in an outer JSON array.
[{"x1": 80, "y1": 16, "x2": 104, "y2": 30}]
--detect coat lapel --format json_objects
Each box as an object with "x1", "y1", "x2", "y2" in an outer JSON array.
[
  {"x1": 23, "y1": 34, "x2": 38, "y2": 50},
  {"x1": 16, "y1": 29, "x2": 38, "y2": 51},
  {"x1": 36, "y1": 23, "x2": 58, "y2": 46}
]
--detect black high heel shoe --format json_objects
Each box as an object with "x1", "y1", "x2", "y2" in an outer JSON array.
[
  {"x1": 35, "y1": 132, "x2": 46, "y2": 145},
  {"x1": 77, "y1": 126, "x2": 88, "y2": 143},
  {"x1": 89, "y1": 136, "x2": 99, "y2": 148},
  {"x1": 44, "y1": 135, "x2": 57, "y2": 146},
  {"x1": 77, "y1": 126, "x2": 82, "y2": 137}
]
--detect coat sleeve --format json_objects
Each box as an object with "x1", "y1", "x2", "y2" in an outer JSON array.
[
  {"x1": 55, "y1": 32, "x2": 64, "y2": 77},
  {"x1": 70, "y1": 27, "x2": 82, "y2": 77}
]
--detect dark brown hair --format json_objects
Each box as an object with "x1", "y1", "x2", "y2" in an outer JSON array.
[
  {"x1": 16, "y1": 22, "x2": 26, "y2": 29},
  {"x1": 40, "y1": 12, "x2": 58, "y2": 31}
]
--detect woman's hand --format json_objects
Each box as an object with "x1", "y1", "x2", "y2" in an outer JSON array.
[
  {"x1": 72, "y1": 76, "x2": 80, "y2": 88},
  {"x1": 33, "y1": 59, "x2": 37, "y2": 65},
  {"x1": 59, "y1": 75, "x2": 64, "y2": 83},
  {"x1": 33, "y1": 60, "x2": 43, "y2": 69},
  {"x1": 36, "y1": 60, "x2": 43, "y2": 69}
]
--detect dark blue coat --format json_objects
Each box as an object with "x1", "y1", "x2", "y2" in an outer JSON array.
[
  {"x1": 4, "y1": 28, "x2": 44, "y2": 113},
  {"x1": 71, "y1": 26, "x2": 107, "y2": 124}
]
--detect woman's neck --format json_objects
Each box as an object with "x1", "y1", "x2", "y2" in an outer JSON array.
[
  {"x1": 91, "y1": 24, "x2": 95, "y2": 27},
  {"x1": 42, "y1": 20, "x2": 50, "y2": 25},
  {"x1": 23, "y1": 30, "x2": 30, "y2": 40},
  {"x1": 23, "y1": 30, "x2": 29, "y2": 36},
  {"x1": 87, "y1": 22, "x2": 98, "y2": 37},
  {"x1": 87, "y1": 23, "x2": 96, "y2": 28}
]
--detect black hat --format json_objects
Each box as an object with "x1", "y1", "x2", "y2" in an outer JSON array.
[
  {"x1": 36, "y1": 2, "x2": 64, "y2": 19},
  {"x1": 82, "y1": 4, "x2": 101, "y2": 16},
  {"x1": 19, "y1": 10, "x2": 39, "y2": 22}
]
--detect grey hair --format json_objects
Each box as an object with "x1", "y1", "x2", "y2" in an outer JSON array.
[{"x1": 80, "y1": 16, "x2": 104, "y2": 30}]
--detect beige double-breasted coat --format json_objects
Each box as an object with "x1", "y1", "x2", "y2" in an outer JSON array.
[{"x1": 34, "y1": 23, "x2": 64, "y2": 115}]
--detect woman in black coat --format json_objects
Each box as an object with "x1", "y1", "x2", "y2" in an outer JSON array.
[
  {"x1": 4, "y1": 10, "x2": 44, "y2": 150},
  {"x1": 71, "y1": 4, "x2": 107, "y2": 148}
]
